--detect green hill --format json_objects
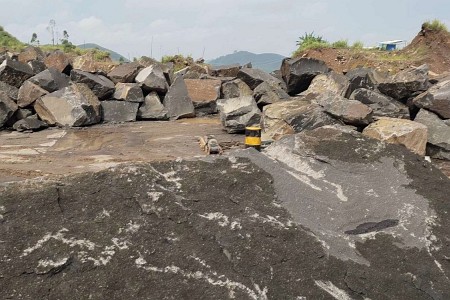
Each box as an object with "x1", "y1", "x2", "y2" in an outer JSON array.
[
  {"x1": 0, "y1": 26, "x2": 24, "y2": 50},
  {"x1": 208, "y1": 51, "x2": 285, "y2": 72},
  {"x1": 78, "y1": 43, "x2": 129, "y2": 62}
]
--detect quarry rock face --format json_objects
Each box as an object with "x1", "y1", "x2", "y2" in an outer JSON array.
[
  {"x1": 162, "y1": 76, "x2": 195, "y2": 120},
  {"x1": 113, "y1": 83, "x2": 144, "y2": 103},
  {"x1": 253, "y1": 81, "x2": 290, "y2": 107},
  {"x1": 302, "y1": 71, "x2": 350, "y2": 97},
  {"x1": 378, "y1": 64, "x2": 429, "y2": 100},
  {"x1": 217, "y1": 95, "x2": 261, "y2": 133},
  {"x1": 280, "y1": 57, "x2": 329, "y2": 95},
  {"x1": 70, "y1": 69, "x2": 115, "y2": 100},
  {"x1": 221, "y1": 78, "x2": 253, "y2": 99},
  {"x1": 415, "y1": 109, "x2": 450, "y2": 160},
  {"x1": 185, "y1": 78, "x2": 221, "y2": 116},
  {"x1": 107, "y1": 62, "x2": 143, "y2": 84},
  {"x1": 0, "y1": 58, "x2": 34, "y2": 88},
  {"x1": 137, "y1": 92, "x2": 168, "y2": 120},
  {"x1": 135, "y1": 64, "x2": 169, "y2": 93},
  {"x1": 209, "y1": 63, "x2": 241, "y2": 77},
  {"x1": 0, "y1": 81, "x2": 19, "y2": 101},
  {"x1": 350, "y1": 88, "x2": 410, "y2": 119},
  {"x1": 0, "y1": 91, "x2": 18, "y2": 127},
  {"x1": 17, "y1": 81, "x2": 48, "y2": 108},
  {"x1": 101, "y1": 101, "x2": 139, "y2": 123},
  {"x1": 413, "y1": 79, "x2": 450, "y2": 119},
  {"x1": 17, "y1": 46, "x2": 45, "y2": 64},
  {"x1": 44, "y1": 50, "x2": 72, "y2": 74},
  {"x1": 345, "y1": 67, "x2": 383, "y2": 97},
  {"x1": 237, "y1": 68, "x2": 284, "y2": 90},
  {"x1": 28, "y1": 68, "x2": 70, "y2": 93}
]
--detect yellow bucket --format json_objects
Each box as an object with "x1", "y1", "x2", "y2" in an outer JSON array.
[{"x1": 245, "y1": 126, "x2": 261, "y2": 151}]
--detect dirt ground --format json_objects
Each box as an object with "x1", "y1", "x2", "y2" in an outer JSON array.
[{"x1": 0, "y1": 117, "x2": 243, "y2": 184}]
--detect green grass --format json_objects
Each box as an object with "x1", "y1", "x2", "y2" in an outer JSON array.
[
  {"x1": 0, "y1": 26, "x2": 25, "y2": 51},
  {"x1": 40, "y1": 44, "x2": 110, "y2": 60},
  {"x1": 422, "y1": 19, "x2": 448, "y2": 32},
  {"x1": 332, "y1": 40, "x2": 349, "y2": 48},
  {"x1": 351, "y1": 41, "x2": 364, "y2": 49}
]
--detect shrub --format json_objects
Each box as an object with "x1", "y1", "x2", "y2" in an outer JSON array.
[
  {"x1": 332, "y1": 40, "x2": 349, "y2": 48},
  {"x1": 295, "y1": 32, "x2": 330, "y2": 52},
  {"x1": 352, "y1": 41, "x2": 364, "y2": 49},
  {"x1": 422, "y1": 19, "x2": 448, "y2": 32}
]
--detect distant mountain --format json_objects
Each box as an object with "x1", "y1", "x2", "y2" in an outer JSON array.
[
  {"x1": 208, "y1": 51, "x2": 285, "y2": 72},
  {"x1": 77, "y1": 43, "x2": 129, "y2": 62}
]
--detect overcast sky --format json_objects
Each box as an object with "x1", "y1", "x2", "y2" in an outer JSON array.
[{"x1": 1, "y1": 0, "x2": 449, "y2": 60}]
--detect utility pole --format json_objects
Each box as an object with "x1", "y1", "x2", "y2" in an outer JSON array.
[
  {"x1": 202, "y1": 46, "x2": 206, "y2": 58},
  {"x1": 47, "y1": 19, "x2": 56, "y2": 45},
  {"x1": 150, "y1": 36, "x2": 154, "y2": 58}
]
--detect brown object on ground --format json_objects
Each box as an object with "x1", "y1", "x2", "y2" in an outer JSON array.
[{"x1": 198, "y1": 135, "x2": 223, "y2": 155}]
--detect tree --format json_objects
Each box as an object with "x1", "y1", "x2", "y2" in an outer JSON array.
[
  {"x1": 30, "y1": 33, "x2": 39, "y2": 46},
  {"x1": 60, "y1": 30, "x2": 69, "y2": 44},
  {"x1": 46, "y1": 19, "x2": 56, "y2": 45}
]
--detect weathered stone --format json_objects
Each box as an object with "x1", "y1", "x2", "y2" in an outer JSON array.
[
  {"x1": 253, "y1": 81, "x2": 290, "y2": 107},
  {"x1": 44, "y1": 50, "x2": 72, "y2": 74},
  {"x1": 72, "y1": 53, "x2": 115, "y2": 74},
  {"x1": 70, "y1": 69, "x2": 115, "y2": 100},
  {"x1": 217, "y1": 96, "x2": 261, "y2": 133},
  {"x1": 209, "y1": 64, "x2": 241, "y2": 77},
  {"x1": 162, "y1": 76, "x2": 195, "y2": 119},
  {"x1": 135, "y1": 65, "x2": 169, "y2": 93},
  {"x1": 0, "y1": 58, "x2": 34, "y2": 88},
  {"x1": 137, "y1": 92, "x2": 168, "y2": 120},
  {"x1": 17, "y1": 81, "x2": 48, "y2": 108},
  {"x1": 113, "y1": 83, "x2": 144, "y2": 103},
  {"x1": 363, "y1": 117, "x2": 428, "y2": 155},
  {"x1": 101, "y1": 101, "x2": 139, "y2": 123},
  {"x1": 0, "y1": 91, "x2": 18, "y2": 127},
  {"x1": 138, "y1": 58, "x2": 174, "y2": 85},
  {"x1": 184, "y1": 64, "x2": 208, "y2": 80},
  {"x1": 350, "y1": 88, "x2": 410, "y2": 119},
  {"x1": 281, "y1": 57, "x2": 329, "y2": 95},
  {"x1": 315, "y1": 94, "x2": 373, "y2": 126},
  {"x1": 12, "y1": 115, "x2": 48, "y2": 132},
  {"x1": 185, "y1": 79, "x2": 221, "y2": 115},
  {"x1": 0, "y1": 81, "x2": 19, "y2": 101},
  {"x1": 221, "y1": 79, "x2": 253, "y2": 99},
  {"x1": 107, "y1": 62, "x2": 143, "y2": 84},
  {"x1": 34, "y1": 83, "x2": 102, "y2": 127},
  {"x1": 415, "y1": 109, "x2": 450, "y2": 160},
  {"x1": 345, "y1": 67, "x2": 383, "y2": 97},
  {"x1": 237, "y1": 68, "x2": 284, "y2": 90},
  {"x1": 378, "y1": 64, "x2": 429, "y2": 100},
  {"x1": 27, "y1": 60, "x2": 47, "y2": 74},
  {"x1": 28, "y1": 68, "x2": 70, "y2": 93},
  {"x1": 5, "y1": 108, "x2": 33, "y2": 127},
  {"x1": 18, "y1": 46, "x2": 45, "y2": 63},
  {"x1": 413, "y1": 79, "x2": 450, "y2": 119},
  {"x1": 302, "y1": 71, "x2": 350, "y2": 96}
]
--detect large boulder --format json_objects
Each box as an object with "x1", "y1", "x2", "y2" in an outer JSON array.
[
  {"x1": 28, "y1": 68, "x2": 70, "y2": 93},
  {"x1": 345, "y1": 67, "x2": 383, "y2": 97},
  {"x1": 415, "y1": 109, "x2": 450, "y2": 160},
  {"x1": 135, "y1": 65, "x2": 169, "y2": 93},
  {"x1": 0, "y1": 81, "x2": 19, "y2": 102},
  {"x1": 101, "y1": 101, "x2": 139, "y2": 123},
  {"x1": 315, "y1": 94, "x2": 373, "y2": 126},
  {"x1": 34, "y1": 83, "x2": 102, "y2": 127},
  {"x1": 280, "y1": 57, "x2": 328, "y2": 95},
  {"x1": 44, "y1": 50, "x2": 72, "y2": 74},
  {"x1": 217, "y1": 96, "x2": 261, "y2": 133},
  {"x1": 184, "y1": 79, "x2": 221, "y2": 116},
  {"x1": 18, "y1": 46, "x2": 45, "y2": 64},
  {"x1": 27, "y1": 60, "x2": 47, "y2": 74},
  {"x1": 137, "y1": 92, "x2": 168, "y2": 120},
  {"x1": 378, "y1": 64, "x2": 429, "y2": 100},
  {"x1": 162, "y1": 76, "x2": 195, "y2": 119},
  {"x1": 113, "y1": 83, "x2": 144, "y2": 103},
  {"x1": 221, "y1": 79, "x2": 253, "y2": 99},
  {"x1": 413, "y1": 79, "x2": 450, "y2": 119},
  {"x1": 0, "y1": 91, "x2": 18, "y2": 127},
  {"x1": 12, "y1": 115, "x2": 48, "y2": 132},
  {"x1": 253, "y1": 81, "x2": 290, "y2": 107},
  {"x1": 350, "y1": 88, "x2": 410, "y2": 119},
  {"x1": 0, "y1": 58, "x2": 34, "y2": 88},
  {"x1": 70, "y1": 69, "x2": 115, "y2": 100},
  {"x1": 302, "y1": 71, "x2": 350, "y2": 97},
  {"x1": 208, "y1": 64, "x2": 241, "y2": 77},
  {"x1": 237, "y1": 68, "x2": 284, "y2": 90},
  {"x1": 138, "y1": 57, "x2": 174, "y2": 85},
  {"x1": 363, "y1": 117, "x2": 428, "y2": 155},
  {"x1": 107, "y1": 62, "x2": 143, "y2": 84},
  {"x1": 17, "y1": 81, "x2": 48, "y2": 108}
]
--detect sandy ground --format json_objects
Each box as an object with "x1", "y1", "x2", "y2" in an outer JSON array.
[{"x1": 0, "y1": 117, "x2": 243, "y2": 184}]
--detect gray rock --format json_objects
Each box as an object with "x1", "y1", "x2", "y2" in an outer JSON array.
[
  {"x1": 221, "y1": 79, "x2": 253, "y2": 99},
  {"x1": 70, "y1": 69, "x2": 115, "y2": 100},
  {"x1": 217, "y1": 96, "x2": 261, "y2": 133},
  {"x1": 0, "y1": 81, "x2": 19, "y2": 101},
  {"x1": 135, "y1": 65, "x2": 169, "y2": 93},
  {"x1": 162, "y1": 76, "x2": 195, "y2": 120},
  {"x1": 28, "y1": 68, "x2": 70, "y2": 93},
  {"x1": 34, "y1": 83, "x2": 102, "y2": 127},
  {"x1": 315, "y1": 94, "x2": 373, "y2": 126},
  {"x1": 413, "y1": 79, "x2": 450, "y2": 119},
  {"x1": 137, "y1": 92, "x2": 168, "y2": 120},
  {"x1": 44, "y1": 50, "x2": 72, "y2": 74},
  {"x1": 27, "y1": 60, "x2": 47, "y2": 74},
  {"x1": 209, "y1": 64, "x2": 241, "y2": 77},
  {"x1": 12, "y1": 115, "x2": 48, "y2": 132},
  {"x1": 253, "y1": 81, "x2": 290, "y2": 107},
  {"x1": 0, "y1": 91, "x2": 18, "y2": 127},
  {"x1": 345, "y1": 67, "x2": 383, "y2": 97},
  {"x1": 350, "y1": 88, "x2": 410, "y2": 119},
  {"x1": 18, "y1": 46, "x2": 45, "y2": 63},
  {"x1": 5, "y1": 108, "x2": 33, "y2": 127},
  {"x1": 0, "y1": 58, "x2": 34, "y2": 88},
  {"x1": 17, "y1": 81, "x2": 48, "y2": 108},
  {"x1": 302, "y1": 71, "x2": 350, "y2": 97},
  {"x1": 113, "y1": 83, "x2": 144, "y2": 103},
  {"x1": 415, "y1": 109, "x2": 450, "y2": 160},
  {"x1": 237, "y1": 68, "x2": 284, "y2": 90},
  {"x1": 280, "y1": 57, "x2": 329, "y2": 95},
  {"x1": 107, "y1": 62, "x2": 143, "y2": 84},
  {"x1": 101, "y1": 101, "x2": 139, "y2": 123},
  {"x1": 185, "y1": 79, "x2": 221, "y2": 116},
  {"x1": 378, "y1": 64, "x2": 429, "y2": 100}
]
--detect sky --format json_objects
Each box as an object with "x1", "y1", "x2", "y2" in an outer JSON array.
[{"x1": 1, "y1": 0, "x2": 449, "y2": 60}]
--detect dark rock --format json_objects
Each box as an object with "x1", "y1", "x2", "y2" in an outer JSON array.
[
  {"x1": 345, "y1": 67, "x2": 383, "y2": 97},
  {"x1": 217, "y1": 96, "x2": 261, "y2": 133},
  {"x1": 315, "y1": 94, "x2": 373, "y2": 126},
  {"x1": 44, "y1": 50, "x2": 72, "y2": 74},
  {"x1": 27, "y1": 60, "x2": 47, "y2": 74},
  {"x1": 378, "y1": 64, "x2": 429, "y2": 100},
  {"x1": 18, "y1": 46, "x2": 45, "y2": 64},
  {"x1": 135, "y1": 65, "x2": 169, "y2": 93},
  {"x1": 113, "y1": 83, "x2": 144, "y2": 103},
  {"x1": 0, "y1": 58, "x2": 34, "y2": 88},
  {"x1": 107, "y1": 62, "x2": 143, "y2": 84},
  {"x1": 280, "y1": 57, "x2": 329, "y2": 95},
  {"x1": 209, "y1": 64, "x2": 241, "y2": 77},
  {"x1": 12, "y1": 115, "x2": 48, "y2": 132},
  {"x1": 302, "y1": 71, "x2": 350, "y2": 97},
  {"x1": 0, "y1": 81, "x2": 19, "y2": 101},
  {"x1": 221, "y1": 79, "x2": 253, "y2": 99},
  {"x1": 137, "y1": 92, "x2": 168, "y2": 120},
  {"x1": 413, "y1": 79, "x2": 450, "y2": 119},
  {"x1": 70, "y1": 69, "x2": 115, "y2": 100},
  {"x1": 101, "y1": 101, "x2": 139, "y2": 123},
  {"x1": 5, "y1": 108, "x2": 33, "y2": 127},
  {"x1": 253, "y1": 81, "x2": 290, "y2": 108},
  {"x1": 0, "y1": 91, "x2": 18, "y2": 127},
  {"x1": 350, "y1": 88, "x2": 410, "y2": 119},
  {"x1": 415, "y1": 109, "x2": 450, "y2": 160},
  {"x1": 237, "y1": 68, "x2": 284, "y2": 90},
  {"x1": 138, "y1": 57, "x2": 174, "y2": 85},
  {"x1": 17, "y1": 81, "x2": 48, "y2": 108},
  {"x1": 162, "y1": 76, "x2": 195, "y2": 119},
  {"x1": 34, "y1": 83, "x2": 102, "y2": 127},
  {"x1": 28, "y1": 68, "x2": 70, "y2": 93},
  {"x1": 185, "y1": 79, "x2": 221, "y2": 116}
]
